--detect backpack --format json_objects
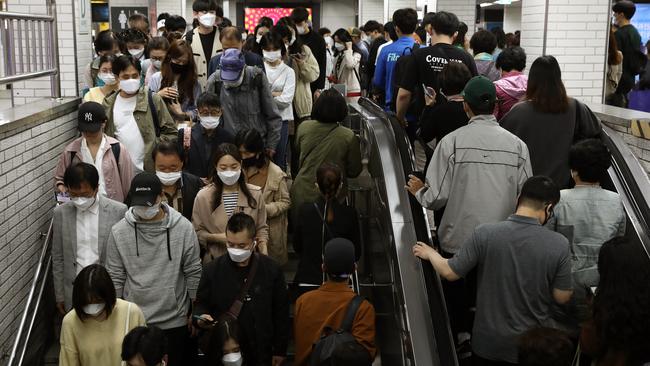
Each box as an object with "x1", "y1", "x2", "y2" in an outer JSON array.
[
  {"x1": 389, "y1": 43, "x2": 420, "y2": 113},
  {"x1": 208, "y1": 68, "x2": 264, "y2": 99},
  {"x1": 309, "y1": 295, "x2": 371, "y2": 366}
]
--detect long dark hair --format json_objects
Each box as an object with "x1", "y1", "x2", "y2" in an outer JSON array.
[
  {"x1": 274, "y1": 17, "x2": 303, "y2": 55},
  {"x1": 317, "y1": 162, "x2": 342, "y2": 223},
  {"x1": 211, "y1": 317, "x2": 244, "y2": 363},
  {"x1": 608, "y1": 30, "x2": 623, "y2": 66},
  {"x1": 526, "y1": 55, "x2": 569, "y2": 114},
  {"x1": 210, "y1": 143, "x2": 257, "y2": 211},
  {"x1": 160, "y1": 39, "x2": 198, "y2": 106},
  {"x1": 332, "y1": 28, "x2": 362, "y2": 57},
  {"x1": 593, "y1": 237, "x2": 650, "y2": 365},
  {"x1": 235, "y1": 129, "x2": 267, "y2": 169}
]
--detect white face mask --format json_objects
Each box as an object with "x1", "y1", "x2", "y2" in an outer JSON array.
[
  {"x1": 199, "y1": 116, "x2": 221, "y2": 129},
  {"x1": 263, "y1": 50, "x2": 282, "y2": 63},
  {"x1": 227, "y1": 244, "x2": 255, "y2": 263},
  {"x1": 222, "y1": 352, "x2": 243, "y2": 366},
  {"x1": 128, "y1": 48, "x2": 145, "y2": 59},
  {"x1": 198, "y1": 13, "x2": 216, "y2": 28},
  {"x1": 156, "y1": 171, "x2": 181, "y2": 186},
  {"x1": 152, "y1": 60, "x2": 162, "y2": 70},
  {"x1": 71, "y1": 196, "x2": 96, "y2": 211},
  {"x1": 133, "y1": 203, "x2": 161, "y2": 220},
  {"x1": 335, "y1": 43, "x2": 345, "y2": 52},
  {"x1": 296, "y1": 24, "x2": 308, "y2": 35},
  {"x1": 241, "y1": 33, "x2": 248, "y2": 40},
  {"x1": 256, "y1": 35, "x2": 263, "y2": 44},
  {"x1": 98, "y1": 72, "x2": 117, "y2": 85},
  {"x1": 324, "y1": 36, "x2": 334, "y2": 48},
  {"x1": 120, "y1": 78, "x2": 140, "y2": 94},
  {"x1": 218, "y1": 169, "x2": 241, "y2": 186},
  {"x1": 83, "y1": 303, "x2": 105, "y2": 316}
]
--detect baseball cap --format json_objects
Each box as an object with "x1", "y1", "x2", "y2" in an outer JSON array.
[
  {"x1": 128, "y1": 172, "x2": 162, "y2": 207},
  {"x1": 461, "y1": 76, "x2": 497, "y2": 109},
  {"x1": 324, "y1": 238, "x2": 356, "y2": 277},
  {"x1": 77, "y1": 102, "x2": 106, "y2": 133},
  {"x1": 220, "y1": 48, "x2": 246, "y2": 82}
]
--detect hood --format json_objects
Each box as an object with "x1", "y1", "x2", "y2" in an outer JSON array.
[
  {"x1": 495, "y1": 74, "x2": 528, "y2": 99},
  {"x1": 124, "y1": 203, "x2": 183, "y2": 260}
]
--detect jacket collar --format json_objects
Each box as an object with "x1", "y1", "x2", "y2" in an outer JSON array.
[
  {"x1": 468, "y1": 114, "x2": 498, "y2": 126},
  {"x1": 502, "y1": 70, "x2": 523, "y2": 78},
  {"x1": 319, "y1": 281, "x2": 353, "y2": 293},
  {"x1": 65, "y1": 135, "x2": 120, "y2": 154}
]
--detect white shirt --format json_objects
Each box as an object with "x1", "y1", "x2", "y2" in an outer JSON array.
[
  {"x1": 75, "y1": 196, "x2": 100, "y2": 275},
  {"x1": 80, "y1": 136, "x2": 107, "y2": 197},
  {"x1": 264, "y1": 62, "x2": 296, "y2": 121},
  {"x1": 113, "y1": 94, "x2": 145, "y2": 171},
  {"x1": 375, "y1": 40, "x2": 393, "y2": 65}
]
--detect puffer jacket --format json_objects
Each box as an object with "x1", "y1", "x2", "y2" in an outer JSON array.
[
  {"x1": 494, "y1": 71, "x2": 528, "y2": 121},
  {"x1": 288, "y1": 45, "x2": 320, "y2": 119}
]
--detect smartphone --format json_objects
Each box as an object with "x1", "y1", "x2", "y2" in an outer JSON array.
[
  {"x1": 192, "y1": 315, "x2": 217, "y2": 325},
  {"x1": 55, "y1": 191, "x2": 70, "y2": 204},
  {"x1": 422, "y1": 84, "x2": 434, "y2": 98}
]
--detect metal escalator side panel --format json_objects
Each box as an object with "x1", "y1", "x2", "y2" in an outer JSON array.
[
  {"x1": 601, "y1": 126, "x2": 650, "y2": 259},
  {"x1": 351, "y1": 102, "x2": 440, "y2": 366}
]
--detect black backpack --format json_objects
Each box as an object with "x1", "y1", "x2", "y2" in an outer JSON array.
[{"x1": 309, "y1": 295, "x2": 371, "y2": 366}]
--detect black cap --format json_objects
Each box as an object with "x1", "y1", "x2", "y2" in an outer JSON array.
[
  {"x1": 78, "y1": 102, "x2": 107, "y2": 133},
  {"x1": 324, "y1": 238, "x2": 355, "y2": 276},
  {"x1": 128, "y1": 172, "x2": 162, "y2": 207}
]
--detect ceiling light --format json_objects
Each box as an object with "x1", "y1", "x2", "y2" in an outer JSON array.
[
  {"x1": 479, "y1": 2, "x2": 494, "y2": 7},
  {"x1": 494, "y1": 0, "x2": 512, "y2": 4}
]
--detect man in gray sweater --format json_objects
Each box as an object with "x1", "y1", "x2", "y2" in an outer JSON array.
[{"x1": 106, "y1": 172, "x2": 202, "y2": 366}]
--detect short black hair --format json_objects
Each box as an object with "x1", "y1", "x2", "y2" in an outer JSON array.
[
  {"x1": 112, "y1": 55, "x2": 142, "y2": 76},
  {"x1": 317, "y1": 27, "x2": 331, "y2": 37},
  {"x1": 453, "y1": 22, "x2": 468, "y2": 47},
  {"x1": 128, "y1": 13, "x2": 149, "y2": 27},
  {"x1": 165, "y1": 15, "x2": 187, "y2": 33},
  {"x1": 290, "y1": 7, "x2": 310, "y2": 23},
  {"x1": 422, "y1": 12, "x2": 437, "y2": 28},
  {"x1": 495, "y1": 46, "x2": 526, "y2": 72},
  {"x1": 258, "y1": 16, "x2": 274, "y2": 29},
  {"x1": 192, "y1": 0, "x2": 223, "y2": 17},
  {"x1": 157, "y1": 13, "x2": 170, "y2": 22},
  {"x1": 492, "y1": 27, "x2": 506, "y2": 49},
  {"x1": 64, "y1": 162, "x2": 99, "y2": 191},
  {"x1": 226, "y1": 212, "x2": 257, "y2": 238},
  {"x1": 152, "y1": 140, "x2": 182, "y2": 162},
  {"x1": 260, "y1": 31, "x2": 286, "y2": 55},
  {"x1": 569, "y1": 139, "x2": 611, "y2": 183},
  {"x1": 518, "y1": 327, "x2": 573, "y2": 366},
  {"x1": 72, "y1": 264, "x2": 116, "y2": 321},
  {"x1": 415, "y1": 27, "x2": 427, "y2": 45},
  {"x1": 196, "y1": 91, "x2": 221, "y2": 109},
  {"x1": 432, "y1": 11, "x2": 459, "y2": 37},
  {"x1": 440, "y1": 62, "x2": 472, "y2": 95},
  {"x1": 117, "y1": 28, "x2": 148, "y2": 45},
  {"x1": 613, "y1": 0, "x2": 636, "y2": 20},
  {"x1": 518, "y1": 176, "x2": 560, "y2": 209},
  {"x1": 235, "y1": 129, "x2": 265, "y2": 155},
  {"x1": 392, "y1": 8, "x2": 418, "y2": 35},
  {"x1": 466, "y1": 100, "x2": 496, "y2": 116},
  {"x1": 98, "y1": 54, "x2": 114, "y2": 69},
  {"x1": 122, "y1": 326, "x2": 167, "y2": 366},
  {"x1": 311, "y1": 88, "x2": 348, "y2": 123},
  {"x1": 94, "y1": 30, "x2": 116, "y2": 53},
  {"x1": 148, "y1": 36, "x2": 170, "y2": 51},
  {"x1": 384, "y1": 22, "x2": 398, "y2": 42},
  {"x1": 363, "y1": 20, "x2": 382, "y2": 34},
  {"x1": 470, "y1": 29, "x2": 497, "y2": 55}
]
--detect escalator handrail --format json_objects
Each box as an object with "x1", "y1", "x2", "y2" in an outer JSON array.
[{"x1": 8, "y1": 217, "x2": 54, "y2": 366}]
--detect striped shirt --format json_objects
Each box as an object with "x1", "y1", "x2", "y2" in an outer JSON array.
[{"x1": 223, "y1": 192, "x2": 239, "y2": 217}]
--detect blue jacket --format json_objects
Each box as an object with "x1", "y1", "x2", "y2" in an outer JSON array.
[{"x1": 373, "y1": 36, "x2": 416, "y2": 108}]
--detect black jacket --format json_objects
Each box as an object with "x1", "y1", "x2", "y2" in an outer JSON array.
[
  {"x1": 293, "y1": 198, "x2": 361, "y2": 285},
  {"x1": 179, "y1": 124, "x2": 234, "y2": 179},
  {"x1": 299, "y1": 29, "x2": 326, "y2": 92},
  {"x1": 418, "y1": 100, "x2": 469, "y2": 144},
  {"x1": 194, "y1": 253, "x2": 289, "y2": 365},
  {"x1": 365, "y1": 36, "x2": 387, "y2": 91},
  {"x1": 180, "y1": 172, "x2": 202, "y2": 220}
]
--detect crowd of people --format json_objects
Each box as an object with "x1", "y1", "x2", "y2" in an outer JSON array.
[{"x1": 48, "y1": 0, "x2": 650, "y2": 365}]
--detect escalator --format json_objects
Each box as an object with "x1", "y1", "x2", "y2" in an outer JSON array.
[{"x1": 7, "y1": 101, "x2": 650, "y2": 366}]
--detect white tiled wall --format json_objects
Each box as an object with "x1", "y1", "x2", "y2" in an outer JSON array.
[{"x1": 520, "y1": 0, "x2": 610, "y2": 103}]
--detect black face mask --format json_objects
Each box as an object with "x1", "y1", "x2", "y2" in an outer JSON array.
[
  {"x1": 242, "y1": 155, "x2": 262, "y2": 169},
  {"x1": 170, "y1": 62, "x2": 188, "y2": 74}
]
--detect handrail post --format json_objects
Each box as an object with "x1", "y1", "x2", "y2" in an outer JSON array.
[{"x1": 47, "y1": 0, "x2": 60, "y2": 98}]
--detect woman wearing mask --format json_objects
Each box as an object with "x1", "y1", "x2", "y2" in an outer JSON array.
[
  {"x1": 83, "y1": 56, "x2": 119, "y2": 104},
  {"x1": 236, "y1": 129, "x2": 290, "y2": 265},
  {"x1": 199, "y1": 317, "x2": 247, "y2": 366},
  {"x1": 141, "y1": 36, "x2": 170, "y2": 86},
  {"x1": 260, "y1": 32, "x2": 296, "y2": 171},
  {"x1": 332, "y1": 28, "x2": 362, "y2": 103},
  {"x1": 192, "y1": 143, "x2": 269, "y2": 262},
  {"x1": 59, "y1": 264, "x2": 145, "y2": 366},
  {"x1": 149, "y1": 39, "x2": 202, "y2": 125},
  {"x1": 55, "y1": 102, "x2": 135, "y2": 203},
  {"x1": 247, "y1": 23, "x2": 270, "y2": 55},
  {"x1": 103, "y1": 55, "x2": 178, "y2": 173},
  {"x1": 317, "y1": 27, "x2": 335, "y2": 90},
  {"x1": 293, "y1": 162, "x2": 360, "y2": 291}
]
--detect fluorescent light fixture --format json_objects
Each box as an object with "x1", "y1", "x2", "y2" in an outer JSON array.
[
  {"x1": 479, "y1": 2, "x2": 494, "y2": 7},
  {"x1": 494, "y1": 0, "x2": 512, "y2": 4}
]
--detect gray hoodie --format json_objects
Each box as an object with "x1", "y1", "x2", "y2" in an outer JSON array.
[{"x1": 106, "y1": 203, "x2": 202, "y2": 329}]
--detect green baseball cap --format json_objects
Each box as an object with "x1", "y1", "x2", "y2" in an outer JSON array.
[{"x1": 461, "y1": 76, "x2": 497, "y2": 108}]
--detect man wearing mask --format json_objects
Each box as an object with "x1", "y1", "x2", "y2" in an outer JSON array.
[
  {"x1": 290, "y1": 7, "x2": 327, "y2": 95},
  {"x1": 185, "y1": 0, "x2": 224, "y2": 88},
  {"x1": 363, "y1": 20, "x2": 387, "y2": 93},
  {"x1": 194, "y1": 212, "x2": 289, "y2": 366},
  {"x1": 206, "y1": 47, "x2": 282, "y2": 157},
  {"x1": 207, "y1": 26, "x2": 264, "y2": 78},
  {"x1": 106, "y1": 172, "x2": 202, "y2": 366},
  {"x1": 413, "y1": 176, "x2": 573, "y2": 365},
  {"x1": 151, "y1": 141, "x2": 202, "y2": 221},
  {"x1": 52, "y1": 163, "x2": 128, "y2": 315}
]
